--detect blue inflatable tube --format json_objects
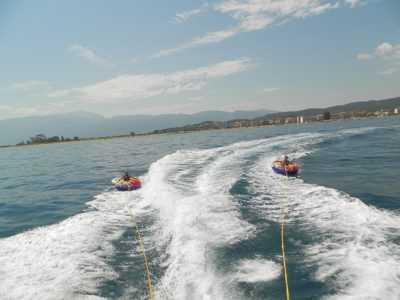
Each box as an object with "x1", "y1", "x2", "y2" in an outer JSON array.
[
  {"x1": 115, "y1": 177, "x2": 142, "y2": 191},
  {"x1": 272, "y1": 160, "x2": 299, "y2": 176}
]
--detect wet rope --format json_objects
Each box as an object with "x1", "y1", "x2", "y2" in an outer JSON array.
[
  {"x1": 132, "y1": 214, "x2": 155, "y2": 300},
  {"x1": 125, "y1": 187, "x2": 155, "y2": 300},
  {"x1": 280, "y1": 170, "x2": 291, "y2": 300}
]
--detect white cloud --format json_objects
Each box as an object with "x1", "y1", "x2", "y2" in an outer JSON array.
[
  {"x1": 1, "y1": 105, "x2": 49, "y2": 119},
  {"x1": 359, "y1": 42, "x2": 400, "y2": 60},
  {"x1": 378, "y1": 67, "x2": 398, "y2": 76},
  {"x1": 376, "y1": 42, "x2": 399, "y2": 58},
  {"x1": 120, "y1": 101, "x2": 202, "y2": 116},
  {"x1": 358, "y1": 42, "x2": 400, "y2": 75},
  {"x1": 0, "y1": 104, "x2": 12, "y2": 111},
  {"x1": 50, "y1": 101, "x2": 67, "y2": 108},
  {"x1": 190, "y1": 29, "x2": 238, "y2": 47},
  {"x1": 14, "y1": 106, "x2": 42, "y2": 115},
  {"x1": 0, "y1": 104, "x2": 38, "y2": 120},
  {"x1": 4, "y1": 80, "x2": 49, "y2": 91},
  {"x1": 69, "y1": 44, "x2": 114, "y2": 67},
  {"x1": 217, "y1": 100, "x2": 264, "y2": 111},
  {"x1": 153, "y1": 29, "x2": 237, "y2": 58},
  {"x1": 345, "y1": 0, "x2": 367, "y2": 8},
  {"x1": 357, "y1": 53, "x2": 372, "y2": 60},
  {"x1": 154, "y1": 0, "x2": 355, "y2": 58},
  {"x1": 47, "y1": 90, "x2": 71, "y2": 98},
  {"x1": 165, "y1": 82, "x2": 206, "y2": 94},
  {"x1": 215, "y1": 0, "x2": 339, "y2": 20},
  {"x1": 49, "y1": 57, "x2": 253, "y2": 103},
  {"x1": 262, "y1": 86, "x2": 280, "y2": 92},
  {"x1": 239, "y1": 14, "x2": 273, "y2": 31},
  {"x1": 171, "y1": 4, "x2": 209, "y2": 24},
  {"x1": 345, "y1": 0, "x2": 358, "y2": 6},
  {"x1": 187, "y1": 96, "x2": 204, "y2": 102}
]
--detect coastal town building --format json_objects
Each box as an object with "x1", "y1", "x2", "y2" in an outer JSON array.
[{"x1": 297, "y1": 116, "x2": 304, "y2": 123}]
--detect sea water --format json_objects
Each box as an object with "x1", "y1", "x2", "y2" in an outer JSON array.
[{"x1": 0, "y1": 117, "x2": 399, "y2": 299}]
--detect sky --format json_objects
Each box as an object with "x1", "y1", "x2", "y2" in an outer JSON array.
[{"x1": 0, "y1": 0, "x2": 399, "y2": 120}]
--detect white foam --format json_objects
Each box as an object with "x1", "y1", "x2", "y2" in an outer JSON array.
[
  {"x1": 0, "y1": 189, "x2": 144, "y2": 300},
  {"x1": 303, "y1": 188, "x2": 400, "y2": 300},
  {"x1": 140, "y1": 133, "x2": 329, "y2": 299},
  {"x1": 247, "y1": 140, "x2": 400, "y2": 300},
  {"x1": 141, "y1": 144, "x2": 272, "y2": 299},
  {"x1": 230, "y1": 258, "x2": 281, "y2": 283}
]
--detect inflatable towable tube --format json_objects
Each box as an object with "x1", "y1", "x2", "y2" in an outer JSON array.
[
  {"x1": 115, "y1": 177, "x2": 142, "y2": 191},
  {"x1": 272, "y1": 160, "x2": 299, "y2": 176}
]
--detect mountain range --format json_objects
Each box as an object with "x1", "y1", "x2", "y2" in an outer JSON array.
[
  {"x1": 0, "y1": 109, "x2": 274, "y2": 146},
  {"x1": 1, "y1": 96, "x2": 399, "y2": 146}
]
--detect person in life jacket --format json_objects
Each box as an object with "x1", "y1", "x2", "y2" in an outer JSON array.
[
  {"x1": 121, "y1": 170, "x2": 132, "y2": 181},
  {"x1": 282, "y1": 155, "x2": 290, "y2": 167}
]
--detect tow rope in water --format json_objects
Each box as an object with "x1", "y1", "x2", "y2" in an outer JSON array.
[
  {"x1": 132, "y1": 214, "x2": 155, "y2": 300},
  {"x1": 281, "y1": 171, "x2": 291, "y2": 300},
  {"x1": 126, "y1": 188, "x2": 155, "y2": 300}
]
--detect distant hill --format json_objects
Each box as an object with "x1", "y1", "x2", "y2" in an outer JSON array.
[
  {"x1": 2, "y1": 96, "x2": 399, "y2": 146},
  {"x1": 0, "y1": 109, "x2": 274, "y2": 145},
  {"x1": 150, "y1": 96, "x2": 400, "y2": 134},
  {"x1": 254, "y1": 96, "x2": 400, "y2": 120}
]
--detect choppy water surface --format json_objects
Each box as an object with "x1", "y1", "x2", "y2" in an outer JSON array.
[{"x1": 0, "y1": 117, "x2": 399, "y2": 299}]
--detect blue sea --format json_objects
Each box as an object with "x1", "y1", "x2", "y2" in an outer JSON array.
[{"x1": 0, "y1": 117, "x2": 399, "y2": 300}]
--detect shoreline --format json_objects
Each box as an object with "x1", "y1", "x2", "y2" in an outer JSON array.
[{"x1": 1, "y1": 114, "x2": 398, "y2": 149}]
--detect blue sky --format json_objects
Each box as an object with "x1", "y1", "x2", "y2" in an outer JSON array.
[{"x1": 0, "y1": 0, "x2": 399, "y2": 120}]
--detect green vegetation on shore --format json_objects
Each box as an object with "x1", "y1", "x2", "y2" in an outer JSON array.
[{"x1": 16, "y1": 134, "x2": 80, "y2": 146}]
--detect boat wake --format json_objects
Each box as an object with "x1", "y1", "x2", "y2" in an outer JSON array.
[{"x1": 1, "y1": 127, "x2": 399, "y2": 299}]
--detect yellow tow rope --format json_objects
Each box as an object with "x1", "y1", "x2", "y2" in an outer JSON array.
[
  {"x1": 126, "y1": 189, "x2": 155, "y2": 300},
  {"x1": 132, "y1": 214, "x2": 155, "y2": 300},
  {"x1": 280, "y1": 171, "x2": 291, "y2": 300}
]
